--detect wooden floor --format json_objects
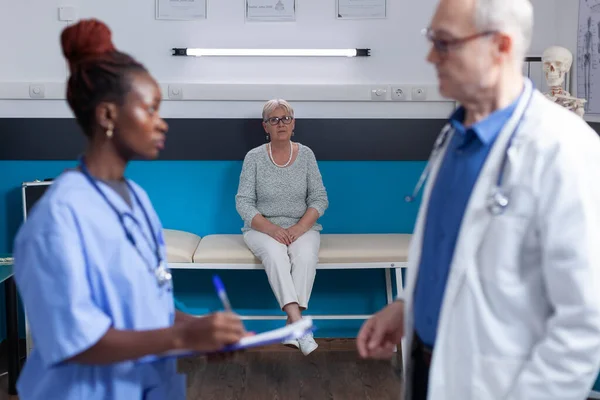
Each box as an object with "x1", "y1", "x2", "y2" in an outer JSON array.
[
  {"x1": 180, "y1": 339, "x2": 403, "y2": 400},
  {"x1": 0, "y1": 339, "x2": 404, "y2": 400},
  {"x1": 0, "y1": 340, "x2": 597, "y2": 400}
]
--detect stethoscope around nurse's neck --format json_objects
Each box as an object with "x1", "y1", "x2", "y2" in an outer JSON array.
[
  {"x1": 78, "y1": 156, "x2": 172, "y2": 288},
  {"x1": 404, "y1": 79, "x2": 534, "y2": 216}
]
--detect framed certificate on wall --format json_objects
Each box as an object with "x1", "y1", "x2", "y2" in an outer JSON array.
[
  {"x1": 336, "y1": 0, "x2": 386, "y2": 19},
  {"x1": 245, "y1": 0, "x2": 296, "y2": 22},
  {"x1": 156, "y1": 0, "x2": 207, "y2": 20}
]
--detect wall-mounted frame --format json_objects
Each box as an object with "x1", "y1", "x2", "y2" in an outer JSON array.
[
  {"x1": 156, "y1": 0, "x2": 207, "y2": 20},
  {"x1": 245, "y1": 0, "x2": 295, "y2": 22},
  {"x1": 336, "y1": 0, "x2": 386, "y2": 19}
]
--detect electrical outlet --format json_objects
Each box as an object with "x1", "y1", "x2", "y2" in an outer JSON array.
[
  {"x1": 370, "y1": 87, "x2": 388, "y2": 101},
  {"x1": 391, "y1": 86, "x2": 408, "y2": 101},
  {"x1": 411, "y1": 87, "x2": 427, "y2": 101},
  {"x1": 29, "y1": 84, "x2": 45, "y2": 99},
  {"x1": 168, "y1": 85, "x2": 183, "y2": 100},
  {"x1": 58, "y1": 6, "x2": 77, "y2": 21}
]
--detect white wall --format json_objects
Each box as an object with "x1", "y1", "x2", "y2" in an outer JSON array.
[
  {"x1": 1, "y1": 0, "x2": 437, "y2": 84},
  {"x1": 555, "y1": 0, "x2": 578, "y2": 88},
  {"x1": 0, "y1": 0, "x2": 564, "y2": 118},
  {"x1": 555, "y1": 0, "x2": 578, "y2": 54}
]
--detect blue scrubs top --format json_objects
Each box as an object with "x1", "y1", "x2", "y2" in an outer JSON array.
[{"x1": 13, "y1": 170, "x2": 185, "y2": 400}]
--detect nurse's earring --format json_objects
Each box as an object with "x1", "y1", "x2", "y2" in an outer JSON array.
[{"x1": 106, "y1": 124, "x2": 114, "y2": 139}]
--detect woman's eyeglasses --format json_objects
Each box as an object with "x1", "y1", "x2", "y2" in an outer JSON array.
[{"x1": 264, "y1": 116, "x2": 294, "y2": 126}]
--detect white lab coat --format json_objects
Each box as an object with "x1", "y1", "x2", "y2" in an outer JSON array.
[{"x1": 402, "y1": 84, "x2": 600, "y2": 400}]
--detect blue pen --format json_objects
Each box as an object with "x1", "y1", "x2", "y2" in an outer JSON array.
[{"x1": 212, "y1": 275, "x2": 232, "y2": 312}]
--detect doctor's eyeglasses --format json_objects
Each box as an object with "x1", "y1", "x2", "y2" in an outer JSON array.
[
  {"x1": 422, "y1": 27, "x2": 498, "y2": 54},
  {"x1": 264, "y1": 116, "x2": 294, "y2": 126}
]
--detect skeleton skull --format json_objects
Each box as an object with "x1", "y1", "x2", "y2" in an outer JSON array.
[{"x1": 542, "y1": 46, "x2": 573, "y2": 87}]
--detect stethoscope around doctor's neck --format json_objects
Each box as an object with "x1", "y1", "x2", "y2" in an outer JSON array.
[
  {"x1": 78, "y1": 156, "x2": 172, "y2": 288},
  {"x1": 404, "y1": 84, "x2": 534, "y2": 216}
]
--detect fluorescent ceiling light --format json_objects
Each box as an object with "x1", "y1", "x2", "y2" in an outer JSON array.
[{"x1": 172, "y1": 48, "x2": 370, "y2": 57}]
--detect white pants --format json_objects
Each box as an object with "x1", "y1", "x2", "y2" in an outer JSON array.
[{"x1": 243, "y1": 229, "x2": 320, "y2": 310}]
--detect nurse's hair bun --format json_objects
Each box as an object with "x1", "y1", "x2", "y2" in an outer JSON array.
[
  {"x1": 59, "y1": 18, "x2": 148, "y2": 135},
  {"x1": 60, "y1": 18, "x2": 117, "y2": 71}
]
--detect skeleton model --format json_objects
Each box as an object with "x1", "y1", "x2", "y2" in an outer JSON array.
[{"x1": 542, "y1": 46, "x2": 586, "y2": 118}]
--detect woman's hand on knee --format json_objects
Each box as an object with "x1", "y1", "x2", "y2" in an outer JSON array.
[
  {"x1": 286, "y1": 224, "x2": 309, "y2": 243},
  {"x1": 267, "y1": 225, "x2": 292, "y2": 245}
]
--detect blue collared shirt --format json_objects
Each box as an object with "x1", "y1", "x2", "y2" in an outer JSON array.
[{"x1": 412, "y1": 95, "x2": 521, "y2": 348}]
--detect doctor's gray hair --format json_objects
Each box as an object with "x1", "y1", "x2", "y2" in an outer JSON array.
[{"x1": 474, "y1": 0, "x2": 533, "y2": 63}]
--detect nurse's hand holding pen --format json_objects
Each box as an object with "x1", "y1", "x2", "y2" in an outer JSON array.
[{"x1": 173, "y1": 312, "x2": 246, "y2": 352}]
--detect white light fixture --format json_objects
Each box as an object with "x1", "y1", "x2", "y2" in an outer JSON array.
[{"x1": 172, "y1": 48, "x2": 370, "y2": 57}]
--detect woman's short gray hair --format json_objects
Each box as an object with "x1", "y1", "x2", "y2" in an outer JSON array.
[
  {"x1": 262, "y1": 99, "x2": 295, "y2": 121},
  {"x1": 474, "y1": 0, "x2": 533, "y2": 62}
]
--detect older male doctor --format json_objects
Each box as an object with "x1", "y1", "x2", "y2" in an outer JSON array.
[{"x1": 357, "y1": 0, "x2": 600, "y2": 399}]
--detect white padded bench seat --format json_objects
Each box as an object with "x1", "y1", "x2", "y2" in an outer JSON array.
[
  {"x1": 162, "y1": 230, "x2": 411, "y2": 266},
  {"x1": 163, "y1": 229, "x2": 202, "y2": 263},
  {"x1": 163, "y1": 230, "x2": 409, "y2": 314},
  {"x1": 190, "y1": 233, "x2": 411, "y2": 265}
]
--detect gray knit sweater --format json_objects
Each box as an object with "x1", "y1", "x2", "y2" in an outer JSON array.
[{"x1": 235, "y1": 143, "x2": 329, "y2": 233}]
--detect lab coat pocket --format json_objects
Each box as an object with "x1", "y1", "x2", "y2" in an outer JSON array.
[
  {"x1": 471, "y1": 354, "x2": 525, "y2": 399},
  {"x1": 477, "y1": 186, "x2": 536, "y2": 283}
]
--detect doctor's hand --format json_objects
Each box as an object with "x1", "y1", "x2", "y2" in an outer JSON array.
[
  {"x1": 175, "y1": 311, "x2": 246, "y2": 353},
  {"x1": 356, "y1": 300, "x2": 404, "y2": 360}
]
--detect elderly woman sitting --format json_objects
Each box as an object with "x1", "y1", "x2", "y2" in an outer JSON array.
[{"x1": 235, "y1": 99, "x2": 329, "y2": 356}]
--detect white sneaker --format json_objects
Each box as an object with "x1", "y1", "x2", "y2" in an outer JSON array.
[
  {"x1": 282, "y1": 338, "x2": 299, "y2": 349},
  {"x1": 298, "y1": 333, "x2": 318, "y2": 355}
]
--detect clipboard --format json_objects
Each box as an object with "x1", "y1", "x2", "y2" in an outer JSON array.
[{"x1": 139, "y1": 317, "x2": 315, "y2": 363}]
